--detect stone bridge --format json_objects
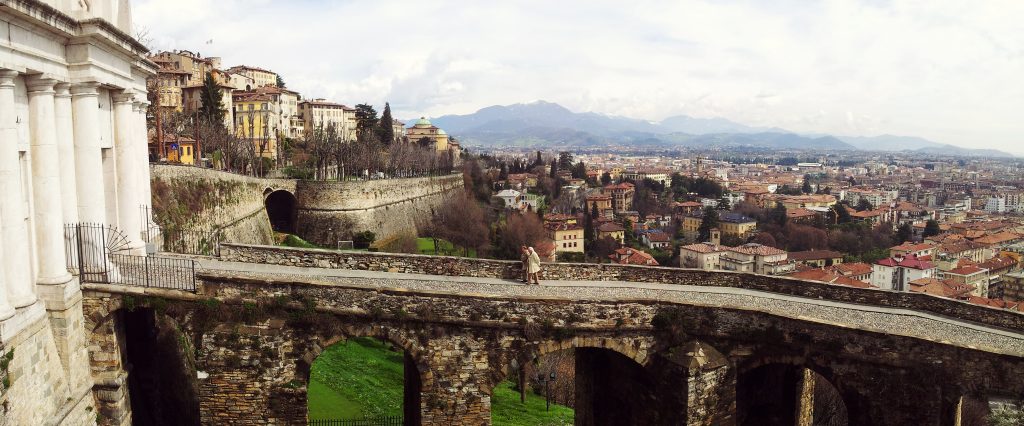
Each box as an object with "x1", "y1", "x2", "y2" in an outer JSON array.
[{"x1": 80, "y1": 245, "x2": 1024, "y2": 425}]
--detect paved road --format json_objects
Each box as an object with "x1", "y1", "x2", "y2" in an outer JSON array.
[{"x1": 188, "y1": 258, "x2": 1024, "y2": 358}]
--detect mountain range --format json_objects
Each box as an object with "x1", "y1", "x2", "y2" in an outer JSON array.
[{"x1": 407, "y1": 101, "x2": 1013, "y2": 157}]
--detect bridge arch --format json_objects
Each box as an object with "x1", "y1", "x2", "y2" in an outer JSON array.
[
  {"x1": 265, "y1": 189, "x2": 297, "y2": 234},
  {"x1": 300, "y1": 324, "x2": 431, "y2": 425},
  {"x1": 737, "y1": 357, "x2": 849, "y2": 426}
]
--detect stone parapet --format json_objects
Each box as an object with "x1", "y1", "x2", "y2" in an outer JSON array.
[{"x1": 219, "y1": 242, "x2": 1024, "y2": 332}]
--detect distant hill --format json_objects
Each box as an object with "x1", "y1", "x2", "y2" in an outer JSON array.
[
  {"x1": 914, "y1": 144, "x2": 1015, "y2": 158},
  {"x1": 408, "y1": 101, "x2": 1012, "y2": 156},
  {"x1": 837, "y1": 134, "x2": 943, "y2": 151}
]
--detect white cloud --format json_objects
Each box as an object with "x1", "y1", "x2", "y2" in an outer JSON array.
[{"x1": 134, "y1": 0, "x2": 1024, "y2": 153}]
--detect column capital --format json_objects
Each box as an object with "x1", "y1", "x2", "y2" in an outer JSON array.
[
  {"x1": 25, "y1": 75, "x2": 58, "y2": 94},
  {"x1": 70, "y1": 82, "x2": 102, "y2": 97},
  {"x1": 0, "y1": 69, "x2": 18, "y2": 87},
  {"x1": 112, "y1": 90, "x2": 136, "y2": 105},
  {"x1": 54, "y1": 82, "x2": 72, "y2": 98}
]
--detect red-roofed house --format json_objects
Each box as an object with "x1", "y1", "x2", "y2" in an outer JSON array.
[
  {"x1": 721, "y1": 243, "x2": 794, "y2": 275},
  {"x1": 679, "y1": 242, "x2": 729, "y2": 270},
  {"x1": 787, "y1": 269, "x2": 874, "y2": 289},
  {"x1": 909, "y1": 278, "x2": 974, "y2": 299},
  {"x1": 940, "y1": 265, "x2": 990, "y2": 297},
  {"x1": 871, "y1": 254, "x2": 937, "y2": 291},
  {"x1": 609, "y1": 248, "x2": 659, "y2": 266}
]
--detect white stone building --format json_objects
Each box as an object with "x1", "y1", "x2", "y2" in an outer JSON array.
[{"x1": 0, "y1": 0, "x2": 153, "y2": 424}]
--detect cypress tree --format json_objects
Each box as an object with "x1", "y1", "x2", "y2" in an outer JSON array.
[
  {"x1": 377, "y1": 102, "x2": 395, "y2": 145},
  {"x1": 198, "y1": 72, "x2": 224, "y2": 126}
]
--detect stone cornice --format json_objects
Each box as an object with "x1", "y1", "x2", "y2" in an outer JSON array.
[{"x1": 1, "y1": 0, "x2": 157, "y2": 73}]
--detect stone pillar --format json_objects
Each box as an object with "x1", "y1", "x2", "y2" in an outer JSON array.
[
  {"x1": 795, "y1": 368, "x2": 816, "y2": 426},
  {"x1": 0, "y1": 216, "x2": 14, "y2": 320},
  {"x1": 26, "y1": 76, "x2": 72, "y2": 286},
  {"x1": 113, "y1": 90, "x2": 143, "y2": 252},
  {"x1": 54, "y1": 83, "x2": 79, "y2": 225},
  {"x1": 71, "y1": 82, "x2": 107, "y2": 225},
  {"x1": 133, "y1": 99, "x2": 154, "y2": 241},
  {"x1": 0, "y1": 69, "x2": 36, "y2": 308}
]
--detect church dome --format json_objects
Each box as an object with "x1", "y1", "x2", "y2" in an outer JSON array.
[
  {"x1": 414, "y1": 117, "x2": 432, "y2": 127},
  {"x1": 437, "y1": 129, "x2": 447, "y2": 136}
]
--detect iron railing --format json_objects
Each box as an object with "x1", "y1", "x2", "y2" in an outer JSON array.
[
  {"x1": 162, "y1": 228, "x2": 223, "y2": 256},
  {"x1": 308, "y1": 417, "x2": 403, "y2": 426},
  {"x1": 64, "y1": 223, "x2": 198, "y2": 292}
]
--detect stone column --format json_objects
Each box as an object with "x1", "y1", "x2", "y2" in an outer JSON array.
[
  {"x1": 71, "y1": 82, "x2": 107, "y2": 225},
  {"x1": 0, "y1": 70, "x2": 37, "y2": 307},
  {"x1": 26, "y1": 75, "x2": 72, "y2": 286},
  {"x1": 113, "y1": 90, "x2": 143, "y2": 252},
  {"x1": 54, "y1": 83, "x2": 79, "y2": 225},
  {"x1": 133, "y1": 100, "x2": 154, "y2": 240},
  {"x1": 795, "y1": 367, "x2": 816, "y2": 426}
]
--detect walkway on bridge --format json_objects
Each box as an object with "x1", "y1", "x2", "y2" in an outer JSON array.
[{"x1": 178, "y1": 257, "x2": 1024, "y2": 358}]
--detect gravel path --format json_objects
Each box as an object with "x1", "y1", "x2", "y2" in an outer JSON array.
[{"x1": 197, "y1": 259, "x2": 1024, "y2": 357}]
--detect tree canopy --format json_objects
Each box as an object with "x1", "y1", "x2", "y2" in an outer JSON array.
[{"x1": 198, "y1": 72, "x2": 225, "y2": 127}]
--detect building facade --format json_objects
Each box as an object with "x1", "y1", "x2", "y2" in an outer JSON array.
[{"x1": 0, "y1": 0, "x2": 154, "y2": 424}]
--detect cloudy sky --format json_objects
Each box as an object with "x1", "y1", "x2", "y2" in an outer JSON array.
[{"x1": 135, "y1": 0, "x2": 1024, "y2": 153}]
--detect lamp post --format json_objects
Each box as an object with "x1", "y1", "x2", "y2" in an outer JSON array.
[{"x1": 537, "y1": 371, "x2": 556, "y2": 411}]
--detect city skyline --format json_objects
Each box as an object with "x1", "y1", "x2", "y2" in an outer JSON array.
[{"x1": 136, "y1": 0, "x2": 1024, "y2": 154}]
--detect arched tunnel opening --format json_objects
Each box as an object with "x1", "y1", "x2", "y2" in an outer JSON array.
[
  {"x1": 122, "y1": 308, "x2": 201, "y2": 426},
  {"x1": 737, "y1": 364, "x2": 848, "y2": 426},
  {"x1": 265, "y1": 190, "x2": 298, "y2": 234},
  {"x1": 494, "y1": 347, "x2": 685, "y2": 425}
]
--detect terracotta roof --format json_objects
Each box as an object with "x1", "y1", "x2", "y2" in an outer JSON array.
[
  {"x1": 786, "y1": 269, "x2": 874, "y2": 289},
  {"x1": 680, "y1": 242, "x2": 729, "y2": 254},
  {"x1": 890, "y1": 242, "x2": 937, "y2": 253},
  {"x1": 609, "y1": 248, "x2": 659, "y2": 266},
  {"x1": 545, "y1": 222, "x2": 582, "y2": 232},
  {"x1": 946, "y1": 266, "x2": 987, "y2": 276},
  {"x1": 729, "y1": 243, "x2": 786, "y2": 257},
  {"x1": 909, "y1": 278, "x2": 974, "y2": 299},
  {"x1": 966, "y1": 296, "x2": 1019, "y2": 311},
  {"x1": 832, "y1": 262, "x2": 873, "y2": 277},
  {"x1": 978, "y1": 256, "x2": 1018, "y2": 271},
  {"x1": 597, "y1": 223, "x2": 625, "y2": 232},
  {"x1": 786, "y1": 208, "x2": 818, "y2": 219},
  {"x1": 876, "y1": 254, "x2": 934, "y2": 270},
  {"x1": 645, "y1": 231, "x2": 671, "y2": 242},
  {"x1": 974, "y1": 231, "x2": 1021, "y2": 246}
]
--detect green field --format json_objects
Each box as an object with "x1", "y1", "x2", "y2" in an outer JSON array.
[
  {"x1": 416, "y1": 237, "x2": 477, "y2": 257},
  {"x1": 307, "y1": 337, "x2": 574, "y2": 424}
]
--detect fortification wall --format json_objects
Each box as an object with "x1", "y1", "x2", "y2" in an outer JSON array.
[
  {"x1": 219, "y1": 243, "x2": 1024, "y2": 332},
  {"x1": 150, "y1": 165, "x2": 291, "y2": 246},
  {"x1": 294, "y1": 174, "x2": 463, "y2": 246}
]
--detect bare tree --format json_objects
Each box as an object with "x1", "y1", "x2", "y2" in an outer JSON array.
[{"x1": 432, "y1": 193, "x2": 490, "y2": 256}]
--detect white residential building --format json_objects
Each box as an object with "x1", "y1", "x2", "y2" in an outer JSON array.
[{"x1": 871, "y1": 255, "x2": 937, "y2": 291}]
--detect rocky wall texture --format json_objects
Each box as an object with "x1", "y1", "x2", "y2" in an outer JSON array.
[
  {"x1": 293, "y1": 174, "x2": 464, "y2": 246},
  {"x1": 79, "y1": 272, "x2": 1024, "y2": 425},
  {"x1": 0, "y1": 307, "x2": 97, "y2": 426},
  {"x1": 150, "y1": 165, "x2": 287, "y2": 245},
  {"x1": 219, "y1": 243, "x2": 1024, "y2": 333}
]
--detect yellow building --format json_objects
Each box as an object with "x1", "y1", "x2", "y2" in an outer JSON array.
[
  {"x1": 406, "y1": 117, "x2": 450, "y2": 151},
  {"x1": 597, "y1": 222, "x2": 626, "y2": 244},
  {"x1": 546, "y1": 222, "x2": 584, "y2": 254},
  {"x1": 226, "y1": 65, "x2": 279, "y2": 89},
  {"x1": 767, "y1": 194, "x2": 837, "y2": 210},
  {"x1": 233, "y1": 91, "x2": 279, "y2": 160},
  {"x1": 683, "y1": 211, "x2": 757, "y2": 242}
]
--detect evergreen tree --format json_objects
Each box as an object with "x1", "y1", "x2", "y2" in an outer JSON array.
[
  {"x1": 276, "y1": 74, "x2": 286, "y2": 88},
  {"x1": 802, "y1": 174, "x2": 813, "y2": 194},
  {"x1": 923, "y1": 219, "x2": 941, "y2": 237},
  {"x1": 534, "y1": 151, "x2": 544, "y2": 168},
  {"x1": 717, "y1": 196, "x2": 731, "y2": 210},
  {"x1": 549, "y1": 161, "x2": 557, "y2": 179},
  {"x1": 354, "y1": 104, "x2": 379, "y2": 140},
  {"x1": 896, "y1": 222, "x2": 913, "y2": 243},
  {"x1": 376, "y1": 102, "x2": 395, "y2": 145},
  {"x1": 583, "y1": 208, "x2": 595, "y2": 245},
  {"x1": 623, "y1": 218, "x2": 636, "y2": 246},
  {"x1": 600, "y1": 172, "x2": 612, "y2": 186},
  {"x1": 768, "y1": 203, "x2": 788, "y2": 227},
  {"x1": 572, "y1": 161, "x2": 587, "y2": 179},
  {"x1": 833, "y1": 203, "x2": 852, "y2": 224},
  {"x1": 590, "y1": 202, "x2": 599, "y2": 219},
  {"x1": 557, "y1": 152, "x2": 573, "y2": 170},
  {"x1": 697, "y1": 207, "x2": 720, "y2": 242},
  {"x1": 198, "y1": 72, "x2": 224, "y2": 126},
  {"x1": 855, "y1": 198, "x2": 874, "y2": 212}
]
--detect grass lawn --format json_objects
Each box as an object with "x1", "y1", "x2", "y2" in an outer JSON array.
[
  {"x1": 307, "y1": 337, "x2": 405, "y2": 420},
  {"x1": 416, "y1": 237, "x2": 477, "y2": 257},
  {"x1": 278, "y1": 233, "x2": 320, "y2": 249},
  {"x1": 491, "y1": 380, "x2": 574, "y2": 426},
  {"x1": 307, "y1": 337, "x2": 574, "y2": 424}
]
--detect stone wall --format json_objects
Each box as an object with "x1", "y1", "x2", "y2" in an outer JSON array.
[
  {"x1": 219, "y1": 243, "x2": 1024, "y2": 333},
  {"x1": 78, "y1": 271, "x2": 1024, "y2": 425},
  {"x1": 294, "y1": 174, "x2": 463, "y2": 246},
  {"x1": 151, "y1": 165, "x2": 288, "y2": 246},
  {"x1": 0, "y1": 306, "x2": 97, "y2": 426}
]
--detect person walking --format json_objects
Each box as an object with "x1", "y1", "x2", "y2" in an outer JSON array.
[
  {"x1": 527, "y1": 246, "x2": 542, "y2": 285},
  {"x1": 519, "y1": 245, "x2": 530, "y2": 283}
]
